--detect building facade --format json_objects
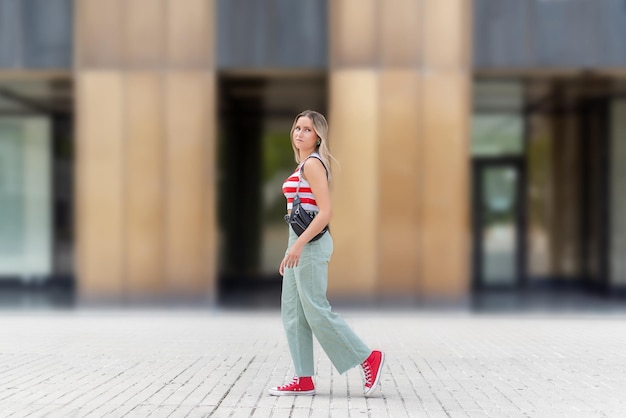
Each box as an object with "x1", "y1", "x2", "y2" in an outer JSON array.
[{"x1": 0, "y1": 0, "x2": 625, "y2": 304}]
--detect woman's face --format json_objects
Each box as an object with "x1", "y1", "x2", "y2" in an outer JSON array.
[{"x1": 292, "y1": 116, "x2": 318, "y2": 155}]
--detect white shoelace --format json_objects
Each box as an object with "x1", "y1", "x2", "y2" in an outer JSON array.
[
  {"x1": 278, "y1": 377, "x2": 300, "y2": 390},
  {"x1": 362, "y1": 362, "x2": 373, "y2": 385}
]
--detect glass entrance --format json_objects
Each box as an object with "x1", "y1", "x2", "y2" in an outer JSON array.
[
  {"x1": 0, "y1": 117, "x2": 52, "y2": 280},
  {"x1": 472, "y1": 77, "x2": 620, "y2": 296},
  {"x1": 473, "y1": 160, "x2": 524, "y2": 289},
  {"x1": 217, "y1": 73, "x2": 327, "y2": 304},
  {"x1": 0, "y1": 76, "x2": 74, "y2": 309}
]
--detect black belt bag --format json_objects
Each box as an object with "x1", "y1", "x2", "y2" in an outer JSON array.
[
  {"x1": 286, "y1": 195, "x2": 328, "y2": 242},
  {"x1": 286, "y1": 156, "x2": 329, "y2": 242}
]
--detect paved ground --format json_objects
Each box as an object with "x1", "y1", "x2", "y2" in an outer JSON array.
[{"x1": 1, "y1": 308, "x2": 626, "y2": 417}]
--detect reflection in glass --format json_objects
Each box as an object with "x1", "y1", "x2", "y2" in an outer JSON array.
[
  {"x1": 0, "y1": 118, "x2": 51, "y2": 279},
  {"x1": 0, "y1": 124, "x2": 24, "y2": 255},
  {"x1": 481, "y1": 167, "x2": 518, "y2": 285},
  {"x1": 526, "y1": 111, "x2": 553, "y2": 278},
  {"x1": 472, "y1": 81, "x2": 524, "y2": 157},
  {"x1": 474, "y1": 81, "x2": 524, "y2": 112},
  {"x1": 261, "y1": 130, "x2": 293, "y2": 275},
  {"x1": 472, "y1": 114, "x2": 523, "y2": 157}
]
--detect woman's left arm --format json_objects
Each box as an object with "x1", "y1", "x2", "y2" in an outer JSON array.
[{"x1": 281, "y1": 158, "x2": 331, "y2": 269}]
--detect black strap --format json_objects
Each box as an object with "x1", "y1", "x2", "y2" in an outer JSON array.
[{"x1": 299, "y1": 155, "x2": 329, "y2": 184}]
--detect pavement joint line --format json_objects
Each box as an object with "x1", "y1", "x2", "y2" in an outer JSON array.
[{"x1": 207, "y1": 355, "x2": 256, "y2": 417}]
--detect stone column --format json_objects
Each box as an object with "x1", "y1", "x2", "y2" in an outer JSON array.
[
  {"x1": 74, "y1": 0, "x2": 217, "y2": 302},
  {"x1": 328, "y1": 0, "x2": 471, "y2": 301}
]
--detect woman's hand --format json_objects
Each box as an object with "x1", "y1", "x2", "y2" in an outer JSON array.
[{"x1": 279, "y1": 241, "x2": 304, "y2": 275}]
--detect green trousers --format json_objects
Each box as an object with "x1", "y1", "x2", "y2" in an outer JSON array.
[{"x1": 281, "y1": 227, "x2": 371, "y2": 376}]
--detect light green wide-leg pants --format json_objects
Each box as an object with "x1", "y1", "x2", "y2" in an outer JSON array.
[{"x1": 281, "y1": 228, "x2": 371, "y2": 376}]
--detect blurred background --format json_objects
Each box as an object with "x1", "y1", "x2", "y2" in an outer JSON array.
[{"x1": 1, "y1": 0, "x2": 626, "y2": 310}]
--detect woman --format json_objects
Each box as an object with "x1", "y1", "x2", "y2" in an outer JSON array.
[{"x1": 269, "y1": 110, "x2": 384, "y2": 397}]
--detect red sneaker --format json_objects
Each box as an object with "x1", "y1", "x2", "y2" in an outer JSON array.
[
  {"x1": 361, "y1": 350, "x2": 384, "y2": 396},
  {"x1": 268, "y1": 376, "x2": 315, "y2": 396}
]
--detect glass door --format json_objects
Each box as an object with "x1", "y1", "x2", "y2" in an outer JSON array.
[
  {"x1": 473, "y1": 159, "x2": 525, "y2": 289},
  {"x1": 0, "y1": 117, "x2": 52, "y2": 280}
]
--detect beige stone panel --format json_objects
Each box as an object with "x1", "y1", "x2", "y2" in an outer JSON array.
[
  {"x1": 125, "y1": 0, "x2": 165, "y2": 67},
  {"x1": 329, "y1": 0, "x2": 378, "y2": 68},
  {"x1": 204, "y1": 79, "x2": 218, "y2": 299},
  {"x1": 75, "y1": 72, "x2": 124, "y2": 298},
  {"x1": 378, "y1": 71, "x2": 422, "y2": 295},
  {"x1": 421, "y1": 73, "x2": 470, "y2": 298},
  {"x1": 125, "y1": 73, "x2": 165, "y2": 297},
  {"x1": 380, "y1": 0, "x2": 422, "y2": 68},
  {"x1": 165, "y1": 73, "x2": 214, "y2": 296},
  {"x1": 75, "y1": 0, "x2": 122, "y2": 68},
  {"x1": 166, "y1": 0, "x2": 214, "y2": 69},
  {"x1": 328, "y1": 70, "x2": 379, "y2": 297},
  {"x1": 423, "y1": 0, "x2": 471, "y2": 70}
]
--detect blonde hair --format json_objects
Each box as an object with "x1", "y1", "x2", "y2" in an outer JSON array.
[{"x1": 289, "y1": 110, "x2": 337, "y2": 179}]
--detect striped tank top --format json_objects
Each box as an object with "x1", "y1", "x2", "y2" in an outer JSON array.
[{"x1": 282, "y1": 153, "x2": 325, "y2": 212}]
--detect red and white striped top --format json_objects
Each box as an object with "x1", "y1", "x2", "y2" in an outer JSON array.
[{"x1": 282, "y1": 155, "x2": 322, "y2": 212}]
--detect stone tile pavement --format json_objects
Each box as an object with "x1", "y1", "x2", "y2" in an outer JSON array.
[{"x1": 1, "y1": 308, "x2": 626, "y2": 417}]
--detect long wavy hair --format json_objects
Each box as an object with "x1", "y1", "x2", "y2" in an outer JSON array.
[{"x1": 289, "y1": 110, "x2": 337, "y2": 180}]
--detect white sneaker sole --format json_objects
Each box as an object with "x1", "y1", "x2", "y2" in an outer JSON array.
[
  {"x1": 363, "y1": 352, "x2": 385, "y2": 397},
  {"x1": 268, "y1": 388, "x2": 315, "y2": 396}
]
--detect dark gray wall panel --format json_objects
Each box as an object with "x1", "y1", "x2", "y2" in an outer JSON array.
[
  {"x1": 218, "y1": 0, "x2": 270, "y2": 68},
  {"x1": 22, "y1": 0, "x2": 73, "y2": 68},
  {"x1": 474, "y1": 0, "x2": 626, "y2": 69},
  {"x1": 534, "y1": 0, "x2": 602, "y2": 67},
  {"x1": 0, "y1": 0, "x2": 21, "y2": 67},
  {"x1": 603, "y1": 0, "x2": 626, "y2": 66},
  {"x1": 0, "y1": 0, "x2": 72, "y2": 69},
  {"x1": 217, "y1": 0, "x2": 327, "y2": 69},
  {"x1": 473, "y1": 0, "x2": 534, "y2": 68}
]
